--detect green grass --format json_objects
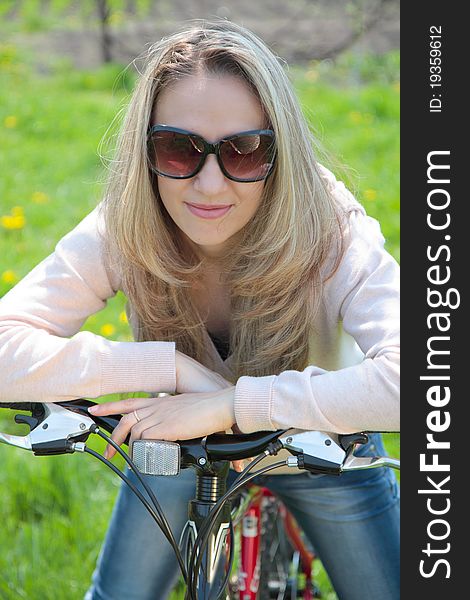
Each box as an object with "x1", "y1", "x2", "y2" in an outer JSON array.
[{"x1": 0, "y1": 46, "x2": 399, "y2": 599}]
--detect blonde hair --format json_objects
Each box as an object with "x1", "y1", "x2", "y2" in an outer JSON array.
[{"x1": 103, "y1": 18, "x2": 343, "y2": 379}]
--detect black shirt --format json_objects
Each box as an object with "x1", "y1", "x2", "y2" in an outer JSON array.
[{"x1": 208, "y1": 332, "x2": 231, "y2": 361}]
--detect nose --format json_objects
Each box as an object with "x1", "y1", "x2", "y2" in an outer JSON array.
[{"x1": 193, "y1": 154, "x2": 229, "y2": 195}]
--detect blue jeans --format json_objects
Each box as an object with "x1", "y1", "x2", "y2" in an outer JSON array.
[{"x1": 85, "y1": 434, "x2": 399, "y2": 600}]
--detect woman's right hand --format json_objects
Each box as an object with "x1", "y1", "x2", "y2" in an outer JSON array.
[
  {"x1": 175, "y1": 350, "x2": 232, "y2": 393},
  {"x1": 174, "y1": 352, "x2": 250, "y2": 472},
  {"x1": 103, "y1": 352, "x2": 246, "y2": 471}
]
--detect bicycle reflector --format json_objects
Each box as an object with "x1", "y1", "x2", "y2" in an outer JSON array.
[{"x1": 131, "y1": 440, "x2": 181, "y2": 476}]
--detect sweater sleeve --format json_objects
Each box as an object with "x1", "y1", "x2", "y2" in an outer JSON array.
[
  {"x1": 0, "y1": 207, "x2": 176, "y2": 402},
  {"x1": 234, "y1": 175, "x2": 400, "y2": 434}
]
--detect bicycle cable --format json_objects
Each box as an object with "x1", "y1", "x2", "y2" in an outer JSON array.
[
  {"x1": 186, "y1": 441, "x2": 283, "y2": 598},
  {"x1": 184, "y1": 455, "x2": 267, "y2": 600},
  {"x1": 207, "y1": 454, "x2": 270, "y2": 598},
  {"x1": 186, "y1": 458, "x2": 288, "y2": 600},
  {"x1": 215, "y1": 518, "x2": 235, "y2": 599},
  {"x1": 233, "y1": 451, "x2": 272, "y2": 486},
  {"x1": 188, "y1": 459, "x2": 288, "y2": 600},
  {"x1": 89, "y1": 430, "x2": 188, "y2": 583},
  {"x1": 182, "y1": 514, "x2": 235, "y2": 600},
  {"x1": 186, "y1": 444, "x2": 283, "y2": 599},
  {"x1": 95, "y1": 430, "x2": 172, "y2": 531}
]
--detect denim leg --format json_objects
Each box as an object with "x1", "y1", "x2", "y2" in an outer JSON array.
[
  {"x1": 262, "y1": 434, "x2": 400, "y2": 600},
  {"x1": 84, "y1": 467, "x2": 196, "y2": 600},
  {"x1": 84, "y1": 435, "x2": 399, "y2": 600}
]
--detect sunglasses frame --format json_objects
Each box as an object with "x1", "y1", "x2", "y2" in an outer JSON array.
[{"x1": 147, "y1": 124, "x2": 276, "y2": 183}]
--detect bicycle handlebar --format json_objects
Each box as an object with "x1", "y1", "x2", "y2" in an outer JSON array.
[{"x1": 0, "y1": 401, "x2": 399, "y2": 473}]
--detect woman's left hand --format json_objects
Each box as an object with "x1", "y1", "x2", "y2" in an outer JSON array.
[{"x1": 88, "y1": 387, "x2": 236, "y2": 460}]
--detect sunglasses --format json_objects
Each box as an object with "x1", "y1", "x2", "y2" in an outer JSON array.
[{"x1": 147, "y1": 125, "x2": 276, "y2": 183}]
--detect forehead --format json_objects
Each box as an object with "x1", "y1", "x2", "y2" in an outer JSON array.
[{"x1": 153, "y1": 73, "x2": 265, "y2": 140}]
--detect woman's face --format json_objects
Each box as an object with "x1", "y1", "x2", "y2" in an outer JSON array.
[{"x1": 153, "y1": 72, "x2": 266, "y2": 259}]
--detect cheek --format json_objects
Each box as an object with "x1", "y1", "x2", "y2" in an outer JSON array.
[
  {"x1": 237, "y1": 183, "x2": 264, "y2": 219},
  {"x1": 156, "y1": 178, "x2": 183, "y2": 215},
  {"x1": 157, "y1": 177, "x2": 171, "y2": 201}
]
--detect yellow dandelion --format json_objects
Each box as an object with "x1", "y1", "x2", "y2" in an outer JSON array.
[
  {"x1": 100, "y1": 323, "x2": 116, "y2": 337},
  {"x1": 1, "y1": 214, "x2": 25, "y2": 230},
  {"x1": 31, "y1": 191, "x2": 49, "y2": 204},
  {"x1": 364, "y1": 189, "x2": 377, "y2": 201},
  {"x1": 4, "y1": 115, "x2": 17, "y2": 128},
  {"x1": 119, "y1": 311, "x2": 128, "y2": 324},
  {"x1": 349, "y1": 111, "x2": 362, "y2": 124},
  {"x1": 1, "y1": 270, "x2": 18, "y2": 284}
]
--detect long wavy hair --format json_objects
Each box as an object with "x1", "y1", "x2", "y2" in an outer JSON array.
[{"x1": 102, "y1": 18, "x2": 343, "y2": 379}]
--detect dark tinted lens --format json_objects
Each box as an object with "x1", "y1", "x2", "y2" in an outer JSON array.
[
  {"x1": 148, "y1": 130, "x2": 204, "y2": 177},
  {"x1": 220, "y1": 133, "x2": 275, "y2": 181}
]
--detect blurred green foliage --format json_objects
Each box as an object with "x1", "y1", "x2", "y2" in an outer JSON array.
[{"x1": 0, "y1": 0, "x2": 154, "y2": 33}]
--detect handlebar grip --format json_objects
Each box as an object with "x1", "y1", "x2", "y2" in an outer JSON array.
[
  {"x1": 0, "y1": 403, "x2": 35, "y2": 411},
  {"x1": 204, "y1": 429, "x2": 288, "y2": 461},
  {"x1": 56, "y1": 400, "x2": 128, "y2": 444}
]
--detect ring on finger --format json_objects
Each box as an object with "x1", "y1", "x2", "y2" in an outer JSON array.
[{"x1": 133, "y1": 409, "x2": 141, "y2": 423}]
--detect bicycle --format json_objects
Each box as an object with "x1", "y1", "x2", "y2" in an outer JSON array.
[{"x1": 0, "y1": 400, "x2": 400, "y2": 599}]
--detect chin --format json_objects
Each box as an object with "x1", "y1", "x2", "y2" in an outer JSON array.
[
  {"x1": 186, "y1": 231, "x2": 234, "y2": 256},
  {"x1": 194, "y1": 237, "x2": 231, "y2": 249}
]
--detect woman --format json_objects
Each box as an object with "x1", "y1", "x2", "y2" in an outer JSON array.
[{"x1": 0, "y1": 19, "x2": 399, "y2": 600}]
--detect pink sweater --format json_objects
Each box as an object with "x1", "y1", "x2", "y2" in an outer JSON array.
[{"x1": 0, "y1": 167, "x2": 399, "y2": 434}]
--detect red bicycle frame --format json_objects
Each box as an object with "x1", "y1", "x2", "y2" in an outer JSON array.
[{"x1": 236, "y1": 485, "x2": 316, "y2": 600}]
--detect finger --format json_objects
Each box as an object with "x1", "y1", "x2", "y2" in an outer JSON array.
[
  {"x1": 88, "y1": 397, "x2": 152, "y2": 417},
  {"x1": 109, "y1": 402, "x2": 170, "y2": 457},
  {"x1": 106, "y1": 414, "x2": 135, "y2": 459},
  {"x1": 136, "y1": 421, "x2": 169, "y2": 441},
  {"x1": 137, "y1": 419, "x2": 204, "y2": 442},
  {"x1": 128, "y1": 431, "x2": 137, "y2": 457},
  {"x1": 106, "y1": 405, "x2": 160, "y2": 459},
  {"x1": 106, "y1": 404, "x2": 162, "y2": 459},
  {"x1": 231, "y1": 460, "x2": 245, "y2": 472}
]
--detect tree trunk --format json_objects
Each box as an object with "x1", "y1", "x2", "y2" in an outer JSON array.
[{"x1": 96, "y1": 0, "x2": 112, "y2": 63}]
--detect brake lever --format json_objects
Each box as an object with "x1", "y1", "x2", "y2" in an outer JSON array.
[
  {"x1": 279, "y1": 430, "x2": 400, "y2": 475},
  {"x1": 341, "y1": 455, "x2": 400, "y2": 472},
  {"x1": 0, "y1": 431, "x2": 32, "y2": 451},
  {"x1": 280, "y1": 430, "x2": 346, "y2": 475},
  {"x1": 0, "y1": 403, "x2": 97, "y2": 455}
]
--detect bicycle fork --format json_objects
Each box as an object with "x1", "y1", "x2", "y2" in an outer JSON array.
[{"x1": 182, "y1": 463, "x2": 233, "y2": 600}]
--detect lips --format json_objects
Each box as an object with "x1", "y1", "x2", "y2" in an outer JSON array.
[{"x1": 185, "y1": 202, "x2": 233, "y2": 220}]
